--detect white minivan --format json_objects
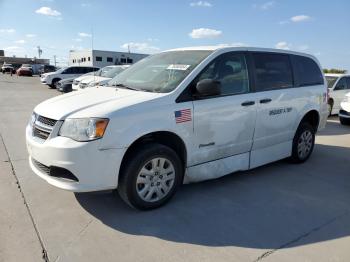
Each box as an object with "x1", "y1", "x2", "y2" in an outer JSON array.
[
  {"x1": 26, "y1": 47, "x2": 328, "y2": 210},
  {"x1": 325, "y1": 73, "x2": 350, "y2": 115}
]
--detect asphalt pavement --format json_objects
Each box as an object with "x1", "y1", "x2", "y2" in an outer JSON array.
[{"x1": 0, "y1": 74, "x2": 349, "y2": 262}]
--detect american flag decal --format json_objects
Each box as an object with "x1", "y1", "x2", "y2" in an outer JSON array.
[{"x1": 175, "y1": 109, "x2": 192, "y2": 124}]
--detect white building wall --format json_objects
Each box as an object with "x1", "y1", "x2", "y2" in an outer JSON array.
[{"x1": 68, "y1": 50, "x2": 148, "y2": 68}]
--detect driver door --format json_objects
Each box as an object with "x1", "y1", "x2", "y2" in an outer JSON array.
[{"x1": 191, "y1": 52, "x2": 258, "y2": 165}]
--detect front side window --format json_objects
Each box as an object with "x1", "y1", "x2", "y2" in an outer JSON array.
[
  {"x1": 109, "y1": 50, "x2": 212, "y2": 93},
  {"x1": 292, "y1": 55, "x2": 323, "y2": 86},
  {"x1": 334, "y1": 77, "x2": 347, "y2": 90},
  {"x1": 194, "y1": 52, "x2": 249, "y2": 96},
  {"x1": 253, "y1": 53, "x2": 293, "y2": 91}
]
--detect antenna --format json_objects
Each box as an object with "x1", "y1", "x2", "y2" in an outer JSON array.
[{"x1": 37, "y1": 46, "x2": 42, "y2": 58}]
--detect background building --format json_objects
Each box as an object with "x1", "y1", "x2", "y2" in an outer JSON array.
[
  {"x1": 0, "y1": 49, "x2": 50, "y2": 69},
  {"x1": 69, "y1": 49, "x2": 148, "y2": 68}
]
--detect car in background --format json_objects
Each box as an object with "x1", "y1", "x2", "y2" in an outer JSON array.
[
  {"x1": 40, "y1": 66, "x2": 99, "y2": 88},
  {"x1": 339, "y1": 92, "x2": 350, "y2": 125},
  {"x1": 77, "y1": 65, "x2": 130, "y2": 90},
  {"x1": 39, "y1": 65, "x2": 56, "y2": 76},
  {"x1": 57, "y1": 78, "x2": 74, "y2": 93},
  {"x1": 1, "y1": 63, "x2": 15, "y2": 74},
  {"x1": 325, "y1": 73, "x2": 350, "y2": 115},
  {"x1": 16, "y1": 64, "x2": 33, "y2": 76},
  {"x1": 71, "y1": 71, "x2": 100, "y2": 90}
]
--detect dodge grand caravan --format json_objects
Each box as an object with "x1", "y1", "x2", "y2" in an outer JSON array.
[{"x1": 26, "y1": 47, "x2": 328, "y2": 210}]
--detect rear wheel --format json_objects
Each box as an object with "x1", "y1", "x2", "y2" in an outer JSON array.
[
  {"x1": 290, "y1": 122, "x2": 315, "y2": 163},
  {"x1": 340, "y1": 117, "x2": 350, "y2": 125},
  {"x1": 327, "y1": 100, "x2": 333, "y2": 116},
  {"x1": 50, "y1": 79, "x2": 60, "y2": 89},
  {"x1": 117, "y1": 143, "x2": 183, "y2": 210}
]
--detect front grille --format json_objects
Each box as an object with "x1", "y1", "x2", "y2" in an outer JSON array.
[
  {"x1": 79, "y1": 83, "x2": 87, "y2": 89},
  {"x1": 33, "y1": 115, "x2": 57, "y2": 141},
  {"x1": 31, "y1": 158, "x2": 79, "y2": 182},
  {"x1": 32, "y1": 158, "x2": 50, "y2": 175},
  {"x1": 37, "y1": 116, "x2": 57, "y2": 127}
]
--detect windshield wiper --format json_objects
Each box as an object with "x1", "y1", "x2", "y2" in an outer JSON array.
[{"x1": 113, "y1": 83, "x2": 140, "y2": 91}]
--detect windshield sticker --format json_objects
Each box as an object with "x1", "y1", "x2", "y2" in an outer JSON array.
[{"x1": 167, "y1": 64, "x2": 191, "y2": 71}]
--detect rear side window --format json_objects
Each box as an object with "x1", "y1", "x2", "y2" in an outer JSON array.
[
  {"x1": 346, "y1": 77, "x2": 350, "y2": 89},
  {"x1": 253, "y1": 53, "x2": 293, "y2": 91},
  {"x1": 292, "y1": 55, "x2": 324, "y2": 86}
]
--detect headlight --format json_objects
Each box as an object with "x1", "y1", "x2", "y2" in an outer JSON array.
[
  {"x1": 29, "y1": 112, "x2": 37, "y2": 127},
  {"x1": 88, "y1": 81, "x2": 99, "y2": 87},
  {"x1": 59, "y1": 118, "x2": 109, "y2": 142}
]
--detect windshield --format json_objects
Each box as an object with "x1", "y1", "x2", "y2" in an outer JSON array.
[
  {"x1": 54, "y1": 67, "x2": 66, "y2": 74},
  {"x1": 108, "y1": 50, "x2": 212, "y2": 93},
  {"x1": 326, "y1": 76, "x2": 338, "y2": 89},
  {"x1": 102, "y1": 66, "x2": 126, "y2": 78}
]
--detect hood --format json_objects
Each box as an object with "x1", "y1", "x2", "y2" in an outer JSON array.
[
  {"x1": 34, "y1": 87, "x2": 165, "y2": 120},
  {"x1": 81, "y1": 76, "x2": 110, "y2": 84},
  {"x1": 74, "y1": 74, "x2": 94, "y2": 82},
  {"x1": 42, "y1": 72, "x2": 56, "y2": 77}
]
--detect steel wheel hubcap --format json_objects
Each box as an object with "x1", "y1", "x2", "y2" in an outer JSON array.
[
  {"x1": 297, "y1": 130, "x2": 313, "y2": 159},
  {"x1": 136, "y1": 157, "x2": 175, "y2": 202}
]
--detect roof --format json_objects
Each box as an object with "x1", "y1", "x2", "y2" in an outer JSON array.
[
  {"x1": 325, "y1": 73, "x2": 350, "y2": 77},
  {"x1": 165, "y1": 46, "x2": 318, "y2": 60}
]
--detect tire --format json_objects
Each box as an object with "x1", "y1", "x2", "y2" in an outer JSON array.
[
  {"x1": 117, "y1": 143, "x2": 183, "y2": 210},
  {"x1": 290, "y1": 122, "x2": 315, "y2": 163},
  {"x1": 340, "y1": 117, "x2": 350, "y2": 125},
  {"x1": 327, "y1": 100, "x2": 333, "y2": 116},
  {"x1": 50, "y1": 79, "x2": 60, "y2": 89}
]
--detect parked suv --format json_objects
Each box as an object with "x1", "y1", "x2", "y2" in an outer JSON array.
[
  {"x1": 26, "y1": 47, "x2": 327, "y2": 210},
  {"x1": 1, "y1": 63, "x2": 15, "y2": 74},
  {"x1": 40, "y1": 66, "x2": 99, "y2": 88},
  {"x1": 39, "y1": 65, "x2": 56, "y2": 76},
  {"x1": 339, "y1": 92, "x2": 350, "y2": 125},
  {"x1": 325, "y1": 73, "x2": 350, "y2": 115}
]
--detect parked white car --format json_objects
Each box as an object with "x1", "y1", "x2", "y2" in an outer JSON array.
[
  {"x1": 41, "y1": 66, "x2": 99, "y2": 88},
  {"x1": 73, "y1": 65, "x2": 130, "y2": 91},
  {"x1": 27, "y1": 46, "x2": 327, "y2": 210},
  {"x1": 71, "y1": 72, "x2": 98, "y2": 90},
  {"x1": 339, "y1": 92, "x2": 350, "y2": 125},
  {"x1": 325, "y1": 73, "x2": 350, "y2": 115}
]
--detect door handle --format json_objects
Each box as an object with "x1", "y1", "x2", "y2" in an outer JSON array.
[
  {"x1": 260, "y1": 98, "x2": 272, "y2": 104},
  {"x1": 241, "y1": 101, "x2": 255, "y2": 107}
]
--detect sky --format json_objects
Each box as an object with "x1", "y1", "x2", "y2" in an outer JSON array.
[{"x1": 0, "y1": 0, "x2": 349, "y2": 70}]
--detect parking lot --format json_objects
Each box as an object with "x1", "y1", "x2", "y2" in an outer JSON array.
[{"x1": 0, "y1": 74, "x2": 349, "y2": 262}]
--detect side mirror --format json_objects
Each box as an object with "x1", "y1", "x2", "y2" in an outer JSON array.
[{"x1": 195, "y1": 79, "x2": 221, "y2": 97}]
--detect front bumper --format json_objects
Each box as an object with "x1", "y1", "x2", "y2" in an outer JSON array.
[
  {"x1": 26, "y1": 125, "x2": 125, "y2": 192},
  {"x1": 339, "y1": 102, "x2": 350, "y2": 119}
]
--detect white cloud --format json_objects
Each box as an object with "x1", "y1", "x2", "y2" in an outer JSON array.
[
  {"x1": 216, "y1": 42, "x2": 247, "y2": 48},
  {"x1": 35, "y1": 6, "x2": 61, "y2": 16},
  {"x1": 25, "y1": 34, "x2": 36, "y2": 38},
  {"x1": 275, "y1": 41, "x2": 291, "y2": 50},
  {"x1": 81, "y1": 3, "x2": 91, "y2": 7},
  {"x1": 121, "y1": 42, "x2": 160, "y2": 54},
  {"x1": 298, "y1": 45, "x2": 309, "y2": 51},
  {"x1": 78, "y1": 32, "x2": 92, "y2": 37},
  {"x1": 253, "y1": 1, "x2": 275, "y2": 10},
  {"x1": 189, "y1": 28, "x2": 222, "y2": 39},
  {"x1": 0, "y1": 28, "x2": 15, "y2": 33},
  {"x1": 14, "y1": 39, "x2": 26, "y2": 44},
  {"x1": 190, "y1": 1, "x2": 212, "y2": 7},
  {"x1": 291, "y1": 15, "x2": 311, "y2": 22}
]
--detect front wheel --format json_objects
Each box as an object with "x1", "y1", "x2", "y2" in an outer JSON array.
[
  {"x1": 340, "y1": 117, "x2": 350, "y2": 125},
  {"x1": 50, "y1": 79, "x2": 60, "y2": 89},
  {"x1": 290, "y1": 122, "x2": 315, "y2": 163},
  {"x1": 117, "y1": 144, "x2": 183, "y2": 210}
]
